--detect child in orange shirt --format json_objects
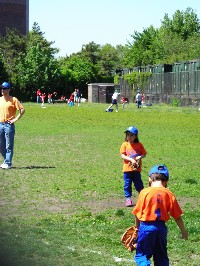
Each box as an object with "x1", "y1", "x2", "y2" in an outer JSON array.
[
  {"x1": 120, "y1": 126, "x2": 147, "y2": 207},
  {"x1": 132, "y1": 164, "x2": 188, "y2": 266}
]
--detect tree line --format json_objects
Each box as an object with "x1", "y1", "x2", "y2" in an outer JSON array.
[{"x1": 0, "y1": 7, "x2": 200, "y2": 101}]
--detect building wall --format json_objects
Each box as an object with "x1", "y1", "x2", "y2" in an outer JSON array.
[
  {"x1": 0, "y1": 0, "x2": 29, "y2": 36},
  {"x1": 88, "y1": 83, "x2": 120, "y2": 103}
]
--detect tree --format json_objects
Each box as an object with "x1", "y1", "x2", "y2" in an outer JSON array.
[
  {"x1": 0, "y1": 28, "x2": 26, "y2": 84},
  {"x1": 79, "y1": 41, "x2": 101, "y2": 65},
  {"x1": 96, "y1": 44, "x2": 120, "y2": 81},
  {"x1": 123, "y1": 7, "x2": 200, "y2": 68},
  {"x1": 0, "y1": 53, "x2": 9, "y2": 82},
  {"x1": 124, "y1": 25, "x2": 162, "y2": 67},
  {"x1": 161, "y1": 7, "x2": 200, "y2": 41},
  {"x1": 158, "y1": 8, "x2": 200, "y2": 63},
  {"x1": 15, "y1": 23, "x2": 61, "y2": 100},
  {"x1": 59, "y1": 55, "x2": 95, "y2": 97}
]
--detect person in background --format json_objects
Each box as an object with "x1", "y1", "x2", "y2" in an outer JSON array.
[
  {"x1": 106, "y1": 89, "x2": 121, "y2": 112},
  {"x1": 136, "y1": 91, "x2": 142, "y2": 108},
  {"x1": 40, "y1": 93, "x2": 46, "y2": 107},
  {"x1": 121, "y1": 96, "x2": 128, "y2": 108},
  {"x1": 48, "y1": 93, "x2": 53, "y2": 104},
  {"x1": 68, "y1": 93, "x2": 74, "y2": 106},
  {"x1": 141, "y1": 93, "x2": 145, "y2": 105},
  {"x1": 120, "y1": 126, "x2": 147, "y2": 207},
  {"x1": 0, "y1": 82, "x2": 25, "y2": 169},
  {"x1": 60, "y1": 95, "x2": 66, "y2": 101},
  {"x1": 36, "y1": 88, "x2": 41, "y2": 103},
  {"x1": 76, "y1": 89, "x2": 81, "y2": 106},
  {"x1": 73, "y1": 89, "x2": 77, "y2": 103},
  {"x1": 132, "y1": 164, "x2": 188, "y2": 266},
  {"x1": 52, "y1": 92, "x2": 57, "y2": 104}
]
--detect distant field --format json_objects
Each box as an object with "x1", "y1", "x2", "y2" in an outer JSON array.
[{"x1": 0, "y1": 102, "x2": 199, "y2": 266}]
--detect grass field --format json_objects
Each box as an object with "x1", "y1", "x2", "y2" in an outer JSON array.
[{"x1": 0, "y1": 102, "x2": 200, "y2": 266}]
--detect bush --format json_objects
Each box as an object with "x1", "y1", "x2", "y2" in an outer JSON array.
[{"x1": 171, "y1": 97, "x2": 180, "y2": 107}]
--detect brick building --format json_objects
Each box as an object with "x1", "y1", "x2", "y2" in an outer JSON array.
[{"x1": 0, "y1": 0, "x2": 29, "y2": 36}]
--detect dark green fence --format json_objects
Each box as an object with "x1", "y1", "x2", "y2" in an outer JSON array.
[{"x1": 118, "y1": 61, "x2": 200, "y2": 106}]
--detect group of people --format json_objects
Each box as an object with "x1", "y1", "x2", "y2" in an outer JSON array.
[
  {"x1": 120, "y1": 126, "x2": 188, "y2": 265},
  {"x1": 36, "y1": 88, "x2": 47, "y2": 106},
  {"x1": 37, "y1": 89, "x2": 59, "y2": 106},
  {"x1": 37, "y1": 88, "x2": 82, "y2": 107},
  {"x1": 0, "y1": 82, "x2": 188, "y2": 265},
  {"x1": 68, "y1": 89, "x2": 81, "y2": 106},
  {"x1": 106, "y1": 89, "x2": 145, "y2": 112}
]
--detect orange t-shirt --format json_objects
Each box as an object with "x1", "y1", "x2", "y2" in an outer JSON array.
[
  {"x1": 132, "y1": 187, "x2": 183, "y2": 222},
  {"x1": 120, "y1": 141, "x2": 147, "y2": 172},
  {"x1": 0, "y1": 96, "x2": 24, "y2": 122}
]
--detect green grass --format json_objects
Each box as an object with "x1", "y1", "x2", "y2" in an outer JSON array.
[{"x1": 0, "y1": 102, "x2": 200, "y2": 266}]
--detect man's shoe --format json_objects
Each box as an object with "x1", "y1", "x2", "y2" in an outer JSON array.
[{"x1": 1, "y1": 163, "x2": 11, "y2": 169}]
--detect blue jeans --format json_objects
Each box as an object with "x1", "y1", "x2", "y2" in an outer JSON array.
[
  {"x1": 123, "y1": 171, "x2": 144, "y2": 198},
  {"x1": 0, "y1": 123, "x2": 15, "y2": 166},
  {"x1": 134, "y1": 221, "x2": 169, "y2": 266},
  {"x1": 37, "y1": 96, "x2": 41, "y2": 103}
]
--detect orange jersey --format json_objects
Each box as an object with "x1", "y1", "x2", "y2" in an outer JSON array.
[
  {"x1": 132, "y1": 187, "x2": 183, "y2": 222},
  {"x1": 0, "y1": 96, "x2": 24, "y2": 122},
  {"x1": 120, "y1": 141, "x2": 147, "y2": 172}
]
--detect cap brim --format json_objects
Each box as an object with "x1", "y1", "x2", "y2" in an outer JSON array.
[{"x1": 124, "y1": 130, "x2": 138, "y2": 134}]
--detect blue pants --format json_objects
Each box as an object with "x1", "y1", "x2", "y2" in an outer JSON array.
[
  {"x1": 123, "y1": 171, "x2": 144, "y2": 198},
  {"x1": 0, "y1": 123, "x2": 15, "y2": 166},
  {"x1": 137, "y1": 100, "x2": 142, "y2": 108},
  {"x1": 134, "y1": 221, "x2": 169, "y2": 266}
]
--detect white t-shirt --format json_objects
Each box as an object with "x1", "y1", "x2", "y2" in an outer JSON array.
[
  {"x1": 136, "y1": 93, "x2": 142, "y2": 101},
  {"x1": 112, "y1": 92, "x2": 121, "y2": 100}
]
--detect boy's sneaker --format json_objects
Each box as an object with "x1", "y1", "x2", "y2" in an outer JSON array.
[
  {"x1": 0, "y1": 163, "x2": 6, "y2": 168},
  {"x1": 126, "y1": 199, "x2": 133, "y2": 207},
  {"x1": 1, "y1": 163, "x2": 11, "y2": 169}
]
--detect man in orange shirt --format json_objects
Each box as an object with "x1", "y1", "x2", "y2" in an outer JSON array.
[
  {"x1": 132, "y1": 164, "x2": 188, "y2": 266},
  {"x1": 0, "y1": 82, "x2": 25, "y2": 169}
]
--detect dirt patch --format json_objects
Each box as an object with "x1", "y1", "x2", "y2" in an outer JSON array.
[{"x1": 0, "y1": 196, "x2": 199, "y2": 219}]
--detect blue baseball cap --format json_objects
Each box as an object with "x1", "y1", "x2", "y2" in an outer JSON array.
[
  {"x1": 149, "y1": 164, "x2": 169, "y2": 179},
  {"x1": 1, "y1": 82, "x2": 11, "y2": 89},
  {"x1": 124, "y1": 126, "x2": 138, "y2": 135}
]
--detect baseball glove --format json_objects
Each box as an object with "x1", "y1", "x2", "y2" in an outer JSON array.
[
  {"x1": 121, "y1": 226, "x2": 138, "y2": 252},
  {"x1": 129, "y1": 159, "x2": 140, "y2": 171}
]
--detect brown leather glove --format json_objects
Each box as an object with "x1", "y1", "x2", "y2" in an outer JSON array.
[{"x1": 121, "y1": 226, "x2": 138, "y2": 252}]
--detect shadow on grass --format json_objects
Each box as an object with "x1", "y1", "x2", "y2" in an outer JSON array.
[{"x1": 12, "y1": 166, "x2": 56, "y2": 169}]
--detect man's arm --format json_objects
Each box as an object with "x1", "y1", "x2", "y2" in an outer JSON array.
[{"x1": 10, "y1": 108, "x2": 25, "y2": 124}]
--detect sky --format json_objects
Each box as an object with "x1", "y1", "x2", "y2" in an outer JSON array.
[{"x1": 29, "y1": 0, "x2": 200, "y2": 57}]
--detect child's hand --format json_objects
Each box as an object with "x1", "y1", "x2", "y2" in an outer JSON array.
[
  {"x1": 131, "y1": 158, "x2": 137, "y2": 163},
  {"x1": 135, "y1": 156, "x2": 141, "y2": 161}
]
